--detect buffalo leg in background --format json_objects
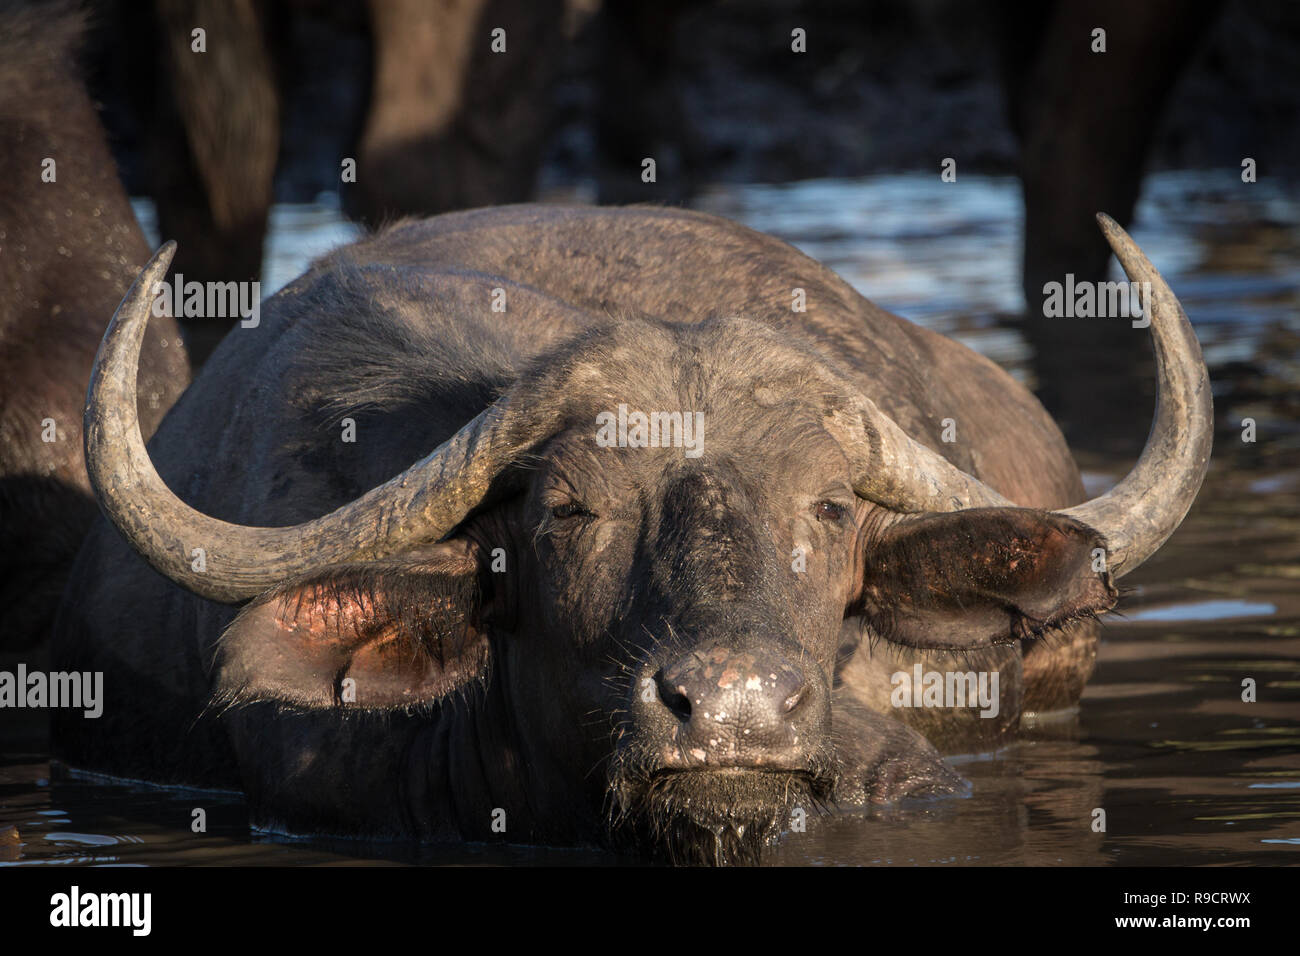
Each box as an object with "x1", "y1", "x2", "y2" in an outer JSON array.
[
  {"x1": 997, "y1": 0, "x2": 1222, "y2": 454},
  {"x1": 106, "y1": 0, "x2": 282, "y2": 367},
  {"x1": 341, "y1": 0, "x2": 565, "y2": 226},
  {"x1": 592, "y1": 0, "x2": 704, "y2": 204}
]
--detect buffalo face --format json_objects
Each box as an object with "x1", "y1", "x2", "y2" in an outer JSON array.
[{"x1": 517, "y1": 393, "x2": 859, "y2": 864}]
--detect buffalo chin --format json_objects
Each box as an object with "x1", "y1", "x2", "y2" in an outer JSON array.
[{"x1": 610, "y1": 768, "x2": 826, "y2": 866}]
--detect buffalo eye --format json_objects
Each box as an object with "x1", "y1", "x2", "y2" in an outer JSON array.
[
  {"x1": 813, "y1": 500, "x2": 848, "y2": 523},
  {"x1": 551, "y1": 502, "x2": 594, "y2": 520}
]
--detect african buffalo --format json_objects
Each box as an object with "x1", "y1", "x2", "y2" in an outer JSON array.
[
  {"x1": 53, "y1": 205, "x2": 1210, "y2": 864},
  {"x1": 0, "y1": 1, "x2": 188, "y2": 651}
]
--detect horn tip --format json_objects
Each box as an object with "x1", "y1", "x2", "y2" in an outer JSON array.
[
  {"x1": 1095, "y1": 211, "x2": 1122, "y2": 235},
  {"x1": 1094, "y1": 212, "x2": 1143, "y2": 262}
]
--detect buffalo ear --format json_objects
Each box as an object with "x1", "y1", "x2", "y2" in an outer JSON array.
[
  {"x1": 854, "y1": 508, "x2": 1116, "y2": 650},
  {"x1": 212, "y1": 540, "x2": 489, "y2": 711}
]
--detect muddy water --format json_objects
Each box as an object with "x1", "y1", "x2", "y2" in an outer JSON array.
[{"x1": 2, "y1": 173, "x2": 1297, "y2": 865}]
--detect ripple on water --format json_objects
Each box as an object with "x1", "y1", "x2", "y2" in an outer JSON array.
[{"x1": 1127, "y1": 600, "x2": 1279, "y2": 623}]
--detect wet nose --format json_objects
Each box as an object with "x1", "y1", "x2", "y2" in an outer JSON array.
[{"x1": 654, "y1": 644, "x2": 816, "y2": 766}]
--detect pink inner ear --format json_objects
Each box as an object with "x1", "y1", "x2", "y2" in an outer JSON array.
[
  {"x1": 272, "y1": 589, "x2": 379, "y2": 646},
  {"x1": 214, "y1": 548, "x2": 489, "y2": 709},
  {"x1": 288, "y1": 583, "x2": 488, "y2": 705},
  {"x1": 347, "y1": 623, "x2": 490, "y2": 704}
]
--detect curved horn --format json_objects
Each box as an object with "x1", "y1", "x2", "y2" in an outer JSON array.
[
  {"x1": 85, "y1": 242, "x2": 551, "y2": 604},
  {"x1": 1057, "y1": 214, "x2": 1213, "y2": 577},
  {"x1": 825, "y1": 392, "x2": 1012, "y2": 512},
  {"x1": 821, "y1": 214, "x2": 1210, "y2": 560},
  {"x1": 788, "y1": 353, "x2": 1010, "y2": 512}
]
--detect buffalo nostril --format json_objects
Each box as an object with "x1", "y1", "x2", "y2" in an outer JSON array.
[
  {"x1": 782, "y1": 686, "x2": 806, "y2": 715},
  {"x1": 654, "y1": 669, "x2": 692, "y2": 721}
]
